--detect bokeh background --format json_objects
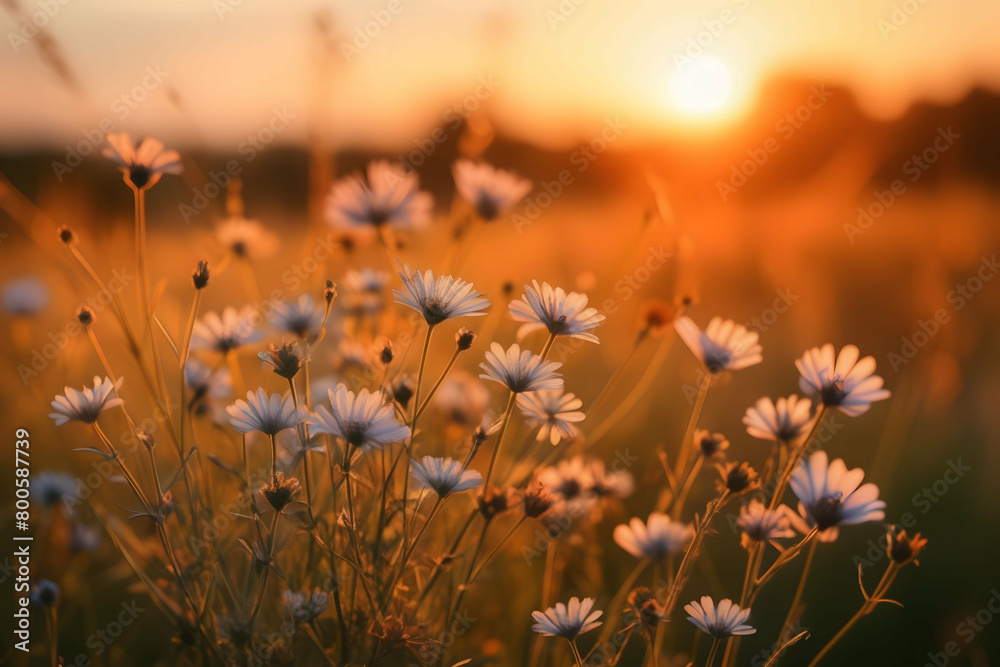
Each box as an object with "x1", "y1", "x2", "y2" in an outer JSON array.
[{"x1": 1, "y1": 1, "x2": 999, "y2": 665}]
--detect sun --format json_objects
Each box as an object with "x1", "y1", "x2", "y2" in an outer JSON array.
[{"x1": 668, "y1": 56, "x2": 733, "y2": 116}]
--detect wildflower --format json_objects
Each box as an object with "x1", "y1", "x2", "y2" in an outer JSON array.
[
  {"x1": 477, "y1": 486, "x2": 517, "y2": 521},
  {"x1": 639, "y1": 300, "x2": 676, "y2": 336},
  {"x1": 136, "y1": 427, "x2": 156, "y2": 450},
  {"x1": 3, "y1": 276, "x2": 49, "y2": 315},
  {"x1": 522, "y1": 482, "x2": 558, "y2": 518},
  {"x1": 69, "y1": 522, "x2": 101, "y2": 553},
  {"x1": 76, "y1": 306, "x2": 95, "y2": 326},
  {"x1": 694, "y1": 429, "x2": 729, "y2": 459},
  {"x1": 225, "y1": 388, "x2": 306, "y2": 436},
  {"x1": 452, "y1": 159, "x2": 532, "y2": 221},
  {"x1": 796, "y1": 344, "x2": 891, "y2": 416},
  {"x1": 191, "y1": 260, "x2": 210, "y2": 289},
  {"x1": 191, "y1": 307, "x2": 264, "y2": 353},
  {"x1": 887, "y1": 527, "x2": 928, "y2": 566},
  {"x1": 258, "y1": 341, "x2": 307, "y2": 380},
  {"x1": 788, "y1": 451, "x2": 885, "y2": 542},
  {"x1": 216, "y1": 217, "x2": 279, "y2": 260},
  {"x1": 480, "y1": 342, "x2": 563, "y2": 393},
  {"x1": 393, "y1": 262, "x2": 490, "y2": 325},
  {"x1": 284, "y1": 589, "x2": 328, "y2": 623},
  {"x1": 716, "y1": 461, "x2": 760, "y2": 496},
  {"x1": 326, "y1": 160, "x2": 433, "y2": 231},
  {"x1": 684, "y1": 597, "x2": 756, "y2": 638},
  {"x1": 378, "y1": 340, "x2": 394, "y2": 365},
  {"x1": 271, "y1": 295, "x2": 325, "y2": 341},
  {"x1": 409, "y1": 456, "x2": 483, "y2": 496},
  {"x1": 743, "y1": 395, "x2": 813, "y2": 443},
  {"x1": 456, "y1": 326, "x2": 476, "y2": 351},
  {"x1": 260, "y1": 472, "x2": 300, "y2": 511},
  {"x1": 342, "y1": 268, "x2": 389, "y2": 314},
  {"x1": 103, "y1": 132, "x2": 182, "y2": 190},
  {"x1": 531, "y1": 597, "x2": 603, "y2": 638},
  {"x1": 628, "y1": 587, "x2": 667, "y2": 633},
  {"x1": 737, "y1": 499, "x2": 795, "y2": 547},
  {"x1": 517, "y1": 390, "x2": 585, "y2": 445},
  {"x1": 32, "y1": 472, "x2": 77, "y2": 510},
  {"x1": 309, "y1": 385, "x2": 410, "y2": 451},
  {"x1": 391, "y1": 375, "x2": 416, "y2": 410},
  {"x1": 537, "y1": 459, "x2": 592, "y2": 500},
  {"x1": 49, "y1": 376, "x2": 124, "y2": 426},
  {"x1": 432, "y1": 370, "x2": 489, "y2": 424},
  {"x1": 184, "y1": 359, "x2": 232, "y2": 401},
  {"x1": 30, "y1": 580, "x2": 59, "y2": 607},
  {"x1": 674, "y1": 316, "x2": 762, "y2": 374},
  {"x1": 613, "y1": 513, "x2": 694, "y2": 558},
  {"x1": 508, "y1": 281, "x2": 605, "y2": 343},
  {"x1": 369, "y1": 617, "x2": 431, "y2": 660}
]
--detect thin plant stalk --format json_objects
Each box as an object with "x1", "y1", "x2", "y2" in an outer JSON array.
[
  {"x1": 807, "y1": 563, "x2": 901, "y2": 666},
  {"x1": 483, "y1": 391, "x2": 517, "y2": 490},
  {"x1": 779, "y1": 540, "x2": 819, "y2": 644}
]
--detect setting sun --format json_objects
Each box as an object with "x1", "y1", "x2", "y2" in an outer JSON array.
[{"x1": 669, "y1": 56, "x2": 734, "y2": 116}]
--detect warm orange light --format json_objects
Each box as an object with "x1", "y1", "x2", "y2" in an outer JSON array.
[{"x1": 668, "y1": 56, "x2": 733, "y2": 116}]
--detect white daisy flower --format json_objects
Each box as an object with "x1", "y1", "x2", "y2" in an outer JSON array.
[
  {"x1": 674, "y1": 316, "x2": 762, "y2": 374},
  {"x1": 432, "y1": 370, "x2": 490, "y2": 425},
  {"x1": 409, "y1": 456, "x2": 483, "y2": 497},
  {"x1": 191, "y1": 307, "x2": 265, "y2": 353},
  {"x1": 685, "y1": 597, "x2": 756, "y2": 638},
  {"x1": 184, "y1": 359, "x2": 232, "y2": 400},
  {"x1": 479, "y1": 342, "x2": 563, "y2": 394},
  {"x1": 393, "y1": 262, "x2": 490, "y2": 326},
  {"x1": 270, "y1": 295, "x2": 325, "y2": 340},
  {"x1": 537, "y1": 458, "x2": 595, "y2": 500},
  {"x1": 49, "y1": 376, "x2": 124, "y2": 426},
  {"x1": 326, "y1": 160, "x2": 433, "y2": 231},
  {"x1": 283, "y1": 589, "x2": 328, "y2": 624},
  {"x1": 508, "y1": 281, "x2": 605, "y2": 344},
  {"x1": 517, "y1": 390, "x2": 585, "y2": 445},
  {"x1": 737, "y1": 499, "x2": 795, "y2": 544},
  {"x1": 343, "y1": 268, "x2": 389, "y2": 315},
  {"x1": 32, "y1": 472, "x2": 78, "y2": 509},
  {"x1": 613, "y1": 513, "x2": 694, "y2": 558},
  {"x1": 3, "y1": 276, "x2": 49, "y2": 316},
  {"x1": 452, "y1": 159, "x2": 532, "y2": 221},
  {"x1": 225, "y1": 388, "x2": 307, "y2": 436},
  {"x1": 103, "y1": 132, "x2": 182, "y2": 190},
  {"x1": 216, "y1": 217, "x2": 279, "y2": 260},
  {"x1": 532, "y1": 597, "x2": 603, "y2": 638},
  {"x1": 743, "y1": 395, "x2": 814, "y2": 442},
  {"x1": 788, "y1": 451, "x2": 886, "y2": 542},
  {"x1": 795, "y1": 344, "x2": 891, "y2": 416},
  {"x1": 309, "y1": 384, "x2": 410, "y2": 451}
]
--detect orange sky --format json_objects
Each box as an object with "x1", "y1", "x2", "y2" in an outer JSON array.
[{"x1": 1, "y1": 0, "x2": 997, "y2": 152}]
